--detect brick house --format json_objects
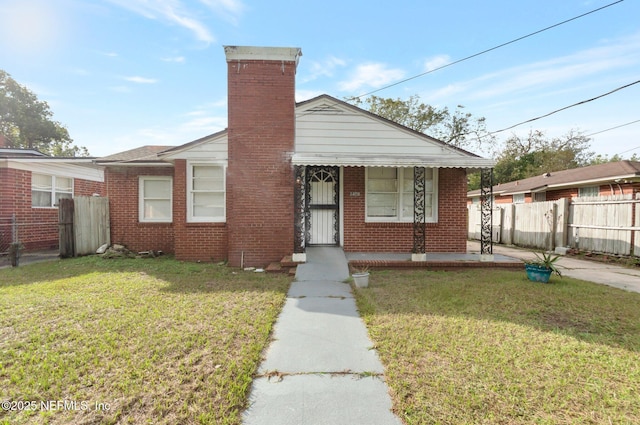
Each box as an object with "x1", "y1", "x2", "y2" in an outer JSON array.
[
  {"x1": 467, "y1": 160, "x2": 640, "y2": 204},
  {"x1": 0, "y1": 147, "x2": 105, "y2": 252},
  {"x1": 98, "y1": 46, "x2": 494, "y2": 267}
]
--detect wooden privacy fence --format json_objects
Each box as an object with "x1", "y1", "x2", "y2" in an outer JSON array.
[
  {"x1": 569, "y1": 194, "x2": 638, "y2": 256},
  {"x1": 59, "y1": 197, "x2": 111, "y2": 257},
  {"x1": 468, "y1": 194, "x2": 639, "y2": 257}
]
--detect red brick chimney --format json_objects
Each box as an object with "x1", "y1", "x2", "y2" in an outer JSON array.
[{"x1": 224, "y1": 46, "x2": 302, "y2": 267}]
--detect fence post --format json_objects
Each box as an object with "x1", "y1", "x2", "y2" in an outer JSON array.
[
  {"x1": 550, "y1": 202, "x2": 558, "y2": 251},
  {"x1": 58, "y1": 199, "x2": 75, "y2": 258},
  {"x1": 11, "y1": 213, "x2": 17, "y2": 243}
]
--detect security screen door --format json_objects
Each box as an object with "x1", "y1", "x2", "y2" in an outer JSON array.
[{"x1": 307, "y1": 166, "x2": 339, "y2": 245}]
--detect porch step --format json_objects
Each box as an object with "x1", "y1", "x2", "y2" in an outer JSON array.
[{"x1": 265, "y1": 256, "x2": 303, "y2": 274}]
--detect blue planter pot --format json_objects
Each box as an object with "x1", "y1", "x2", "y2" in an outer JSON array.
[{"x1": 525, "y1": 264, "x2": 552, "y2": 283}]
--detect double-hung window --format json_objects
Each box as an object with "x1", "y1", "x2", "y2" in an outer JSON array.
[
  {"x1": 188, "y1": 163, "x2": 226, "y2": 222},
  {"x1": 366, "y1": 167, "x2": 437, "y2": 222},
  {"x1": 31, "y1": 174, "x2": 73, "y2": 207},
  {"x1": 139, "y1": 177, "x2": 173, "y2": 222},
  {"x1": 578, "y1": 186, "x2": 599, "y2": 197}
]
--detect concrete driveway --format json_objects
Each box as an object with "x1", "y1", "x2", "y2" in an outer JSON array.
[{"x1": 468, "y1": 241, "x2": 640, "y2": 294}]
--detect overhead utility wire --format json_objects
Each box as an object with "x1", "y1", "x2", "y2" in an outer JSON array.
[
  {"x1": 355, "y1": 0, "x2": 625, "y2": 99},
  {"x1": 487, "y1": 79, "x2": 640, "y2": 135},
  {"x1": 585, "y1": 119, "x2": 640, "y2": 137}
]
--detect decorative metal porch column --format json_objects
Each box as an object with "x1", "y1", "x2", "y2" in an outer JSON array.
[
  {"x1": 293, "y1": 165, "x2": 307, "y2": 262},
  {"x1": 412, "y1": 166, "x2": 427, "y2": 261},
  {"x1": 480, "y1": 167, "x2": 494, "y2": 261}
]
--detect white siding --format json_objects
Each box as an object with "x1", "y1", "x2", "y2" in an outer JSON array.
[
  {"x1": 161, "y1": 134, "x2": 228, "y2": 161},
  {"x1": 295, "y1": 99, "x2": 471, "y2": 159}
]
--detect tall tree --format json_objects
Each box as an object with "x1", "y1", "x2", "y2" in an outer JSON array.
[
  {"x1": 0, "y1": 70, "x2": 89, "y2": 156},
  {"x1": 493, "y1": 129, "x2": 593, "y2": 184},
  {"x1": 347, "y1": 95, "x2": 495, "y2": 153}
]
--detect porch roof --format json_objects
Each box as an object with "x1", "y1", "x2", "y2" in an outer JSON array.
[{"x1": 291, "y1": 153, "x2": 494, "y2": 169}]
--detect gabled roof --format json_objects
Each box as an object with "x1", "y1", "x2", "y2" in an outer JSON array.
[
  {"x1": 292, "y1": 95, "x2": 494, "y2": 169},
  {"x1": 99, "y1": 94, "x2": 495, "y2": 169},
  {"x1": 97, "y1": 145, "x2": 175, "y2": 164},
  {"x1": 468, "y1": 160, "x2": 640, "y2": 197}
]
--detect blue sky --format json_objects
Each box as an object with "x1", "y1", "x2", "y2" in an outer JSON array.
[{"x1": 1, "y1": 0, "x2": 638, "y2": 158}]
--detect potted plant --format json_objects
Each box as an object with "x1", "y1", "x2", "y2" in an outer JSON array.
[
  {"x1": 524, "y1": 252, "x2": 562, "y2": 283},
  {"x1": 352, "y1": 266, "x2": 370, "y2": 288}
]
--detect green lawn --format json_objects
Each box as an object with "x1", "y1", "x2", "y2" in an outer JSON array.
[
  {"x1": 0, "y1": 256, "x2": 290, "y2": 425},
  {"x1": 355, "y1": 269, "x2": 640, "y2": 425}
]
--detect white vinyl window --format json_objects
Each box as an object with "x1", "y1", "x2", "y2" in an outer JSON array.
[
  {"x1": 188, "y1": 163, "x2": 226, "y2": 222},
  {"x1": 139, "y1": 177, "x2": 173, "y2": 222},
  {"x1": 366, "y1": 167, "x2": 437, "y2": 222},
  {"x1": 31, "y1": 173, "x2": 73, "y2": 207},
  {"x1": 512, "y1": 193, "x2": 525, "y2": 204},
  {"x1": 578, "y1": 186, "x2": 599, "y2": 197}
]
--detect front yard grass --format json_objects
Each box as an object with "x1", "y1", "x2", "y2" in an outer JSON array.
[
  {"x1": 0, "y1": 256, "x2": 290, "y2": 425},
  {"x1": 355, "y1": 269, "x2": 640, "y2": 425}
]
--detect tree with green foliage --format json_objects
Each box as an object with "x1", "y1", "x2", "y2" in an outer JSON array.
[
  {"x1": 347, "y1": 95, "x2": 495, "y2": 152},
  {"x1": 492, "y1": 129, "x2": 593, "y2": 185},
  {"x1": 0, "y1": 70, "x2": 89, "y2": 156},
  {"x1": 589, "y1": 152, "x2": 639, "y2": 164}
]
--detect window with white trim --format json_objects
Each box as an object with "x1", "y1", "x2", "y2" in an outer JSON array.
[
  {"x1": 31, "y1": 174, "x2": 73, "y2": 207},
  {"x1": 534, "y1": 192, "x2": 547, "y2": 202},
  {"x1": 366, "y1": 167, "x2": 437, "y2": 222},
  {"x1": 188, "y1": 163, "x2": 226, "y2": 222},
  {"x1": 578, "y1": 186, "x2": 599, "y2": 197},
  {"x1": 139, "y1": 176, "x2": 172, "y2": 222},
  {"x1": 512, "y1": 193, "x2": 525, "y2": 204}
]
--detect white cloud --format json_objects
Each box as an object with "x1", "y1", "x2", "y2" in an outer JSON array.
[
  {"x1": 198, "y1": 0, "x2": 245, "y2": 25},
  {"x1": 123, "y1": 76, "x2": 159, "y2": 84},
  {"x1": 338, "y1": 62, "x2": 405, "y2": 93},
  {"x1": 425, "y1": 31, "x2": 640, "y2": 104},
  {"x1": 302, "y1": 56, "x2": 347, "y2": 83},
  {"x1": 161, "y1": 56, "x2": 186, "y2": 63},
  {"x1": 295, "y1": 89, "x2": 324, "y2": 103},
  {"x1": 423, "y1": 54, "x2": 451, "y2": 72},
  {"x1": 109, "y1": 85, "x2": 131, "y2": 93},
  {"x1": 104, "y1": 0, "x2": 246, "y2": 42}
]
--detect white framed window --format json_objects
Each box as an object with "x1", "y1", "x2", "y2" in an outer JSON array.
[
  {"x1": 31, "y1": 173, "x2": 73, "y2": 208},
  {"x1": 139, "y1": 176, "x2": 173, "y2": 222},
  {"x1": 187, "y1": 162, "x2": 226, "y2": 222},
  {"x1": 578, "y1": 186, "x2": 599, "y2": 197},
  {"x1": 512, "y1": 193, "x2": 525, "y2": 204},
  {"x1": 534, "y1": 192, "x2": 547, "y2": 202},
  {"x1": 365, "y1": 167, "x2": 437, "y2": 222}
]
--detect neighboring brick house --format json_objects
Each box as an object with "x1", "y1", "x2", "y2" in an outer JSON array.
[
  {"x1": 0, "y1": 147, "x2": 105, "y2": 252},
  {"x1": 98, "y1": 46, "x2": 494, "y2": 267},
  {"x1": 467, "y1": 161, "x2": 640, "y2": 204}
]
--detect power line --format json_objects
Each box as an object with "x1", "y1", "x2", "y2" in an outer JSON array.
[
  {"x1": 585, "y1": 119, "x2": 640, "y2": 137},
  {"x1": 488, "y1": 79, "x2": 640, "y2": 135},
  {"x1": 355, "y1": 0, "x2": 625, "y2": 99}
]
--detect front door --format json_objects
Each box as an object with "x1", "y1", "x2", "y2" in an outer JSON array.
[{"x1": 307, "y1": 166, "x2": 339, "y2": 246}]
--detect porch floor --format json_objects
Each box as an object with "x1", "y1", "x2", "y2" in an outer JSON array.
[{"x1": 345, "y1": 247, "x2": 523, "y2": 270}]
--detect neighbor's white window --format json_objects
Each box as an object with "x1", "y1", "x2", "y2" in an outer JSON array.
[
  {"x1": 512, "y1": 193, "x2": 525, "y2": 204},
  {"x1": 139, "y1": 176, "x2": 173, "y2": 222},
  {"x1": 188, "y1": 163, "x2": 226, "y2": 222},
  {"x1": 366, "y1": 167, "x2": 437, "y2": 222},
  {"x1": 578, "y1": 186, "x2": 599, "y2": 197},
  {"x1": 31, "y1": 173, "x2": 73, "y2": 207}
]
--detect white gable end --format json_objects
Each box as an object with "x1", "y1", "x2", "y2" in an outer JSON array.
[
  {"x1": 293, "y1": 95, "x2": 494, "y2": 168},
  {"x1": 160, "y1": 132, "x2": 228, "y2": 161}
]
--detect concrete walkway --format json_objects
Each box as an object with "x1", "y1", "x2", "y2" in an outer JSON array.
[
  {"x1": 468, "y1": 241, "x2": 640, "y2": 294},
  {"x1": 242, "y1": 247, "x2": 402, "y2": 425}
]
